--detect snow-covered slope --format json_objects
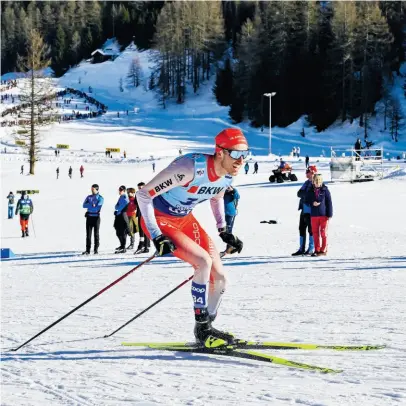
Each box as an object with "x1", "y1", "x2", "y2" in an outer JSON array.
[{"x1": 1, "y1": 42, "x2": 406, "y2": 406}]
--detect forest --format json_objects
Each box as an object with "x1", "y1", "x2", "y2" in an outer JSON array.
[{"x1": 2, "y1": 1, "x2": 405, "y2": 132}]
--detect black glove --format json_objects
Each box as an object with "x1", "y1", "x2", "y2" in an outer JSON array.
[
  {"x1": 153, "y1": 234, "x2": 176, "y2": 256},
  {"x1": 219, "y1": 231, "x2": 243, "y2": 254},
  {"x1": 114, "y1": 210, "x2": 118, "y2": 216}
]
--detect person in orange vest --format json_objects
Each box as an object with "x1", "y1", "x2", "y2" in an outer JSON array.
[
  {"x1": 80, "y1": 165, "x2": 84, "y2": 178},
  {"x1": 125, "y1": 187, "x2": 138, "y2": 249}
]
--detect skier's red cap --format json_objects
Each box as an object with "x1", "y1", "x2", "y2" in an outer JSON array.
[
  {"x1": 215, "y1": 128, "x2": 248, "y2": 152},
  {"x1": 306, "y1": 165, "x2": 317, "y2": 174}
]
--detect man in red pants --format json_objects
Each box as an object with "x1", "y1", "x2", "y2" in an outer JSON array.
[{"x1": 137, "y1": 128, "x2": 248, "y2": 348}]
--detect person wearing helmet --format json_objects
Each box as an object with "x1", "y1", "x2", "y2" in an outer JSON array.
[
  {"x1": 82, "y1": 184, "x2": 104, "y2": 255},
  {"x1": 136, "y1": 128, "x2": 247, "y2": 348},
  {"x1": 292, "y1": 165, "x2": 318, "y2": 256}
]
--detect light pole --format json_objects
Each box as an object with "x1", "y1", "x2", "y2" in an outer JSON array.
[{"x1": 263, "y1": 92, "x2": 276, "y2": 155}]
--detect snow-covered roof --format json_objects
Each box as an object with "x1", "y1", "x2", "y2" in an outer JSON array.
[{"x1": 91, "y1": 48, "x2": 119, "y2": 57}]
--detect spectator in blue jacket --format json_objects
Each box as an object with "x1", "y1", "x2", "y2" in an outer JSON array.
[
  {"x1": 292, "y1": 165, "x2": 317, "y2": 256},
  {"x1": 305, "y1": 174, "x2": 333, "y2": 256},
  {"x1": 114, "y1": 185, "x2": 129, "y2": 253},
  {"x1": 82, "y1": 184, "x2": 104, "y2": 255},
  {"x1": 221, "y1": 186, "x2": 240, "y2": 257}
]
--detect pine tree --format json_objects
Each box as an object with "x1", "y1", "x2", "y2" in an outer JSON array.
[
  {"x1": 53, "y1": 24, "x2": 66, "y2": 76},
  {"x1": 214, "y1": 59, "x2": 234, "y2": 106},
  {"x1": 127, "y1": 57, "x2": 143, "y2": 87},
  {"x1": 17, "y1": 29, "x2": 54, "y2": 175}
]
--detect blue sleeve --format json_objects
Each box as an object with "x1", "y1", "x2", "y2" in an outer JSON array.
[
  {"x1": 83, "y1": 196, "x2": 92, "y2": 209},
  {"x1": 234, "y1": 190, "x2": 240, "y2": 200},
  {"x1": 97, "y1": 195, "x2": 104, "y2": 210},
  {"x1": 115, "y1": 195, "x2": 129, "y2": 214},
  {"x1": 325, "y1": 188, "x2": 333, "y2": 218}
]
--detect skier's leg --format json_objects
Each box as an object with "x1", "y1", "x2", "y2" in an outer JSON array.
[{"x1": 94, "y1": 217, "x2": 100, "y2": 252}]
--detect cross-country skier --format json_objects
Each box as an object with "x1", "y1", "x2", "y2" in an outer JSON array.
[
  {"x1": 15, "y1": 191, "x2": 33, "y2": 237},
  {"x1": 136, "y1": 128, "x2": 247, "y2": 348}
]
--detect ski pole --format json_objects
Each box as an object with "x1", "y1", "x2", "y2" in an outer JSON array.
[
  {"x1": 30, "y1": 213, "x2": 36, "y2": 237},
  {"x1": 11, "y1": 253, "x2": 156, "y2": 352},
  {"x1": 104, "y1": 274, "x2": 193, "y2": 338}
]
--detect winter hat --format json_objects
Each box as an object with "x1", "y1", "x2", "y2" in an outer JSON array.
[
  {"x1": 306, "y1": 165, "x2": 317, "y2": 174},
  {"x1": 215, "y1": 128, "x2": 248, "y2": 152}
]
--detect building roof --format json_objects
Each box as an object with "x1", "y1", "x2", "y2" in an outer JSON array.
[{"x1": 91, "y1": 48, "x2": 119, "y2": 57}]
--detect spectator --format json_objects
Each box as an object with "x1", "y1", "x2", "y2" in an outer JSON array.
[
  {"x1": 56, "y1": 167, "x2": 59, "y2": 179},
  {"x1": 152, "y1": 162, "x2": 156, "y2": 173},
  {"x1": 82, "y1": 184, "x2": 104, "y2": 255},
  {"x1": 279, "y1": 158, "x2": 286, "y2": 169},
  {"x1": 20, "y1": 165, "x2": 24, "y2": 175},
  {"x1": 114, "y1": 185, "x2": 129, "y2": 253},
  {"x1": 6, "y1": 191, "x2": 15, "y2": 219},
  {"x1": 80, "y1": 165, "x2": 84, "y2": 178},
  {"x1": 354, "y1": 138, "x2": 362, "y2": 161},
  {"x1": 220, "y1": 186, "x2": 240, "y2": 257},
  {"x1": 124, "y1": 151, "x2": 127, "y2": 159},
  {"x1": 305, "y1": 174, "x2": 333, "y2": 256},
  {"x1": 305, "y1": 155, "x2": 309, "y2": 168},
  {"x1": 292, "y1": 165, "x2": 317, "y2": 256},
  {"x1": 54, "y1": 150, "x2": 57, "y2": 157},
  {"x1": 68, "y1": 166, "x2": 73, "y2": 179},
  {"x1": 253, "y1": 162, "x2": 259, "y2": 174},
  {"x1": 15, "y1": 191, "x2": 33, "y2": 238},
  {"x1": 293, "y1": 147, "x2": 297, "y2": 157},
  {"x1": 297, "y1": 146, "x2": 300, "y2": 158},
  {"x1": 134, "y1": 182, "x2": 151, "y2": 254},
  {"x1": 244, "y1": 162, "x2": 249, "y2": 174},
  {"x1": 125, "y1": 188, "x2": 138, "y2": 249}
]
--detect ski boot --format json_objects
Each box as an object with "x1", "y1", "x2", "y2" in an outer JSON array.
[
  {"x1": 292, "y1": 236, "x2": 305, "y2": 256},
  {"x1": 304, "y1": 236, "x2": 315, "y2": 256},
  {"x1": 94, "y1": 248, "x2": 99, "y2": 255},
  {"x1": 21, "y1": 230, "x2": 25, "y2": 238},
  {"x1": 134, "y1": 243, "x2": 144, "y2": 255},
  {"x1": 25, "y1": 228, "x2": 29, "y2": 237},
  {"x1": 82, "y1": 251, "x2": 90, "y2": 255},
  {"x1": 142, "y1": 247, "x2": 150, "y2": 253},
  {"x1": 193, "y1": 308, "x2": 234, "y2": 348},
  {"x1": 115, "y1": 247, "x2": 126, "y2": 254},
  {"x1": 127, "y1": 243, "x2": 134, "y2": 250}
]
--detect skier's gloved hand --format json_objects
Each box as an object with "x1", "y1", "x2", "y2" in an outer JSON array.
[
  {"x1": 153, "y1": 234, "x2": 176, "y2": 256},
  {"x1": 219, "y1": 230, "x2": 243, "y2": 254}
]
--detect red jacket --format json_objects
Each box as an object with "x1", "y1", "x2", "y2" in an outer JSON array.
[{"x1": 126, "y1": 197, "x2": 137, "y2": 216}]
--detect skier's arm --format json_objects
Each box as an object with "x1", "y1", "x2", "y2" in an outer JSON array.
[
  {"x1": 210, "y1": 193, "x2": 226, "y2": 230},
  {"x1": 96, "y1": 195, "x2": 104, "y2": 211},
  {"x1": 136, "y1": 156, "x2": 195, "y2": 239},
  {"x1": 115, "y1": 195, "x2": 129, "y2": 214},
  {"x1": 30, "y1": 201, "x2": 34, "y2": 214}
]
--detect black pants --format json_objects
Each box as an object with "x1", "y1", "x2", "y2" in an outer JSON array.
[
  {"x1": 299, "y1": 212, "x2": 312, "y2": 238},
  {"x1": 86, "y1": 216, "x2": 100, "y2": 251},
  {"x1": 114, "y1": 215, "x2": 127, "y2": 248},
  {"x1": 138, "y1": 214, "x2": 150, "y2": 248}
]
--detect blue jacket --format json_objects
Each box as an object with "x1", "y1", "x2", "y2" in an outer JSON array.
[
  {"x1": 83, "y1": 194, "x2": 104, "y2": 216},
  {"x1": 224, "y1": 188, "x2": 240, "y2": 216},
  {"x1": 115, "y1": 194, "x2": 129, "y2": 215},
  {"x1": 305, "y1": 185, "x2": 333, "y2": 218},
  {"x1": 297, "y1": 179, "x2": 313, "y2": 214}
]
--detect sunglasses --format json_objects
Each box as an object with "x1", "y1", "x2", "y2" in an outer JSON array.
[{"x1": 218, "y1": 146, "x2": 250, "y2": 160}]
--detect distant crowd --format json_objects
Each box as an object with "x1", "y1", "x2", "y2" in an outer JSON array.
[
  {"x1": 0, "y1": 79, "x2": 18, "y2": 92},
  {"x1": 0, "y1": 87, "x2": 108, "y2": 127}
]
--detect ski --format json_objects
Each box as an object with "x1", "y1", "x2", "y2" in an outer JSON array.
[
  {"x1": 124, "y1": 344, "x2": 341, "y2": 373},
  {"x1": 121, "y1": 340, "x2": 385, "y2": 351}
]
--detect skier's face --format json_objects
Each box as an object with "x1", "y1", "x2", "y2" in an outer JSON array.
[{"x1": 219, "y1": 144, "x2": 249, "y2": 176}]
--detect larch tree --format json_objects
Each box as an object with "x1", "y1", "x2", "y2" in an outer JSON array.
[{"x1": 16, "y1": 29, "x2": 55, "y2": 175}]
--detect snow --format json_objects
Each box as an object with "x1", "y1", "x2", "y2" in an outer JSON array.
[{"x1": 1, "y1": 43, "x2": 406, "y2": 406}]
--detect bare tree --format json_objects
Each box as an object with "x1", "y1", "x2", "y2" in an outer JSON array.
[
  {"x1": 17, "y1": 29, "x2": 55, "y2": 175},
  {"x1": 127, "y1": 56, "x2": 143, "y2": 87}
]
